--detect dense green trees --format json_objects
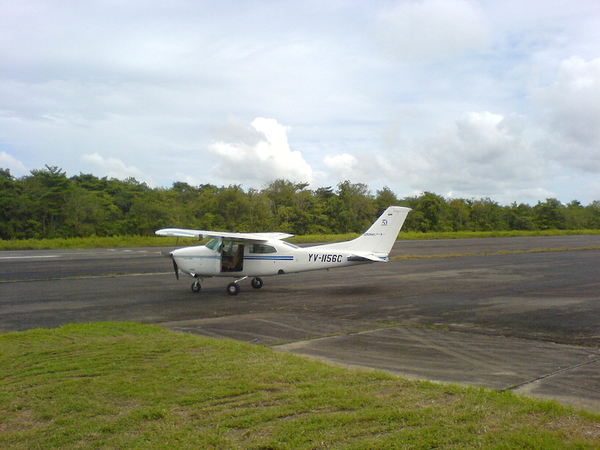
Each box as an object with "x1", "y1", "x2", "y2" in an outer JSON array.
[{"x1": 1, "y1": 165, "x2": 599, "y2": 240}]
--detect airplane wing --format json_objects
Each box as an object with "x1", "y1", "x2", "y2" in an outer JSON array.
[{"x1": 155, "y1": 228, "x2": 294, "y2": 242}]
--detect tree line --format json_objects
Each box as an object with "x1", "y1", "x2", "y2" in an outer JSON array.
[{"x1": 1, "y1": 165, "x2": 599, "y2": 240}]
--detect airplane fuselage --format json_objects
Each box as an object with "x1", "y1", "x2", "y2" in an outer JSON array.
[{"x1": 172, "y1": 239, "x2": 371, "y2": 279}]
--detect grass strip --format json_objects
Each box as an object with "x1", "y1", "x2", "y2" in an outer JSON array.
[
  {"x1": 2, "y1": 229, "x2": 600, "y2": 251},
  {"x1": 1, "y1": 322, "x2": 599, "y2": 449},
  {"x1": 398, "y1": 229, "x2": 600, "y2": 240},
  {"x1": 0, "y1": 235, "x2": 199, "y2": 251},
  {"x1": 391, "y1": 245, "x2": 600, "y2": 260}
]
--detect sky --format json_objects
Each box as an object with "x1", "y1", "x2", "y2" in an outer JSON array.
[{"x1": 1, "y1": 0, "x2": 600, "y2": 205}]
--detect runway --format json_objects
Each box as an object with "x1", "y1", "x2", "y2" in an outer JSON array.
[{"x1": 1, "y1": 235, "x2": 600, "y2": 411}]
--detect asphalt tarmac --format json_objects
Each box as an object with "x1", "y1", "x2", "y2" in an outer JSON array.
[{"x1": 1, "y1": 235, "x2": 600, "y2": 411}]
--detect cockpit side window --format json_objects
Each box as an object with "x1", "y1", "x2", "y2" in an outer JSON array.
[{"x1": 249, "y1": 243, "x2": 277, "y2": 254}]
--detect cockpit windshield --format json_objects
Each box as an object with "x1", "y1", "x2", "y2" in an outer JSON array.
[{"x1": 205, "y1": 237, "x2": 222, "y2": 251}]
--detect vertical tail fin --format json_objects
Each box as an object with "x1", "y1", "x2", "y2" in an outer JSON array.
[{"x1": 319, "y1": 206, "x2": 411, "y2": 258}]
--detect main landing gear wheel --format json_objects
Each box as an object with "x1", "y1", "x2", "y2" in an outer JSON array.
[
  {"x1": 191, "y1": 280, "x2": 201, "y2": 293},
  {"x1": 226, "y1": 282, "x2": 240, "y2": 296},
  {"x1": 251, "y1": 277, "x2": 263, "y2": 289}
]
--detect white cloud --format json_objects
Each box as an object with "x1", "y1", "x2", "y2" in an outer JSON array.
[
  {"x1": 209, "y1": 117, "x2": 313, "y2": 185},
  {"x1": 427, "y1": 111, "x2": 542, "y2": 186},
  {"x1": 0, "y1": 151, "x2": 28, "y2": 175},
  {"x1": 80, "y1": 153, "x2": 144, "y2": 180},
  {"x1": 1, "y1": 1, "x2": 599, "y2": 204},
  {"x1": 173, "y1": 172, "x2": 202, "y2": 187},
  {"x1": 533, "y1": 56, "x2": 600, "y2": 172},
  {"x1": 372, "y1": 0, "x2": 492, "y2": 62},
  {"x1": 323, "y1": 152, "x2": 394, "y2": 185},
  {"x1": 323, "y1": 153, "x2": 357, "y2": 180},
  {"x1": 368, "y1": 110, "x2": 549, "y2": 202}
]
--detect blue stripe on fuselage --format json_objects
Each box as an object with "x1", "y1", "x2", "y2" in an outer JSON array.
[{"x1": 245, "y1": 255, "x2": 293, "y2": 261}]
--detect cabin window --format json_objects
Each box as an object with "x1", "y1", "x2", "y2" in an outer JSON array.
[{"x1": 249, "y1": 244, "x2": 277, "y2": 254}]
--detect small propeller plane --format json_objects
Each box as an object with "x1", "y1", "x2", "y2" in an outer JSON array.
[{"x1": 156, "y1": 205, "x2": 411, "y2": 295}]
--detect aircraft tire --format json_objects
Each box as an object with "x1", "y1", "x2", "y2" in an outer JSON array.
[
  {"x1": 191, "y1": 281, "x2": 201, "y2": 293},
  {"x1": 226, "y1": 282, "x2": 240, "y2": 296},
  {"x1": 251, "y1": 277, "x2": 263, "y2": 289}
]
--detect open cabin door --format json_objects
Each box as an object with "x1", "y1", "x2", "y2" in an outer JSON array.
[{"x1": 221, "y1": 241, "x2": 244, "y2": 273}]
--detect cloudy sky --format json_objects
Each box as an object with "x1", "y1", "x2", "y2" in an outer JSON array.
[{"x1": 1, "y1": 0, "x2": 599, "y2": 205}]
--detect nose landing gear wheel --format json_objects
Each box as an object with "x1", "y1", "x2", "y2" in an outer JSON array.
[
  {"x1": 226, "y1": 282, "x2": 240, "y2": 296},
  {"x1": 251, "y1": 277, "x2": 263, "y2": 289},
  {"x1": 191, "y1": 280, "x2": 201, "y2": 293}
]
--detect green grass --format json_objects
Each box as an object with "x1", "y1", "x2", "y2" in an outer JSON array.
[
  {"x1": 399, "y1": 229, "x2": 600, "y2": 240},
  {"x1": 0, "y1": 235, "x2": 200, "y2": 251},
  {"x1": 1, "y1": 322, "x2": 599, "y2": 449},
  {"x1": 2, "y1": 229, "x2": 600, "y2": 251},
  {"x1": 390, "y1": 245, "x2": 600, "y2": 261}
]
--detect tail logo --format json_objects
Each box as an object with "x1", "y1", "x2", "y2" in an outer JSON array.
[{"x1": 381, "y1": 219, "x2": 388, "y2": 226}]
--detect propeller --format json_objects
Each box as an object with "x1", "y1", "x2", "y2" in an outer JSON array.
[
  {"x1": 161, "y1": 251, "x2": 179, "y2": 280},
  {"x1": 172, "y1": 256, "x2": 179, "y2": 280}
]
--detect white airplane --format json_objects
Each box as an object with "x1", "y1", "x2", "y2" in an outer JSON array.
[{"x1": 156, "y1": 205, "x2": 410, "y2": 295}]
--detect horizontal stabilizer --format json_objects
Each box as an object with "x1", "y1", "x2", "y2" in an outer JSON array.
[{"x1": 347, "y1": 253, "x2": 388, "y2": 263}]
